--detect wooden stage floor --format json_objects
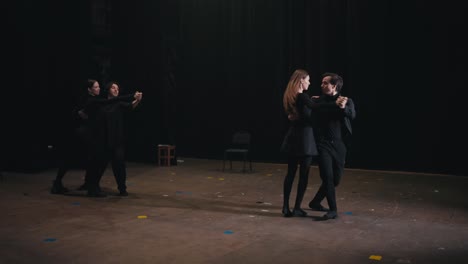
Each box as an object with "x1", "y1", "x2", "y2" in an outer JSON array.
[{"x1": 1, "y1": 158, "x2": 467, "y2": 264}]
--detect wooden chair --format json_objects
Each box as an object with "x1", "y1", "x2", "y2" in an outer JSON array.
[{"x1": 158, "y1": 144, "x2": 176, "y2": 166}]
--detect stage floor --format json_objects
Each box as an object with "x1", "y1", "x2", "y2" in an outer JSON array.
[{"x1": 1, "y1": 158, "x2": 467, "y2": 264}]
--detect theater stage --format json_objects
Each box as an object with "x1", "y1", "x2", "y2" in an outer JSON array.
[{"x1": 1, "y1": 158, "x2": 467, "y2": 264}]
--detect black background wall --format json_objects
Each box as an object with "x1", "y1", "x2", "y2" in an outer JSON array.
[{"x1": 4, "y1": 0, "x2": 468, "y2": 175}]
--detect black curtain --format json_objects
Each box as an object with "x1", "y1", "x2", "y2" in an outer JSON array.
[
  {"x1": 6, "y1": 0, "x2": 468, "y2": 175},
  {"x1": 3, "y1": 0, "x2": 90, "y2": 171},
  {"x1": 171, "y1": 0, "x2": 468, "y2": 175}
]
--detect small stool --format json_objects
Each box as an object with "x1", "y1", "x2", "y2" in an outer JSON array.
[{"x1": 158, "y1": 144, "x2": 176, "y2": 166}]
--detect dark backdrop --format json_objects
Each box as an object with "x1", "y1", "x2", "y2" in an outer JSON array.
[{"x1": 4, "y1": 0, "x2": 468, "y2": 175}]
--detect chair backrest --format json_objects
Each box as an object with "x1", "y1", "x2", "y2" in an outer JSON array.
[{"x1": 231, "y1": 131, "x2": 251, "y2": 149}]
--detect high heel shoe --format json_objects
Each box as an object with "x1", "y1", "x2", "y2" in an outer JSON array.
[
  {"x1": 282, "y1": 207, "x2": 293, "y2": 217},
  {"x1": 292, "y1": 208, "x2": 308, "y2": 217}
]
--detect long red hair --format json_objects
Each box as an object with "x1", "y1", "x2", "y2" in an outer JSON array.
[{"x1": 283, "y1": 69, "x2": 309, "y2": 117}]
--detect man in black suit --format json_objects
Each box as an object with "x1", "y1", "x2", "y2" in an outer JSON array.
[
  {"x1": 308, "y1": 72, "x2": 356, "y2": 220},
  {"x1": 90, "y1": 81, "x2": 142, "y2": 197}
]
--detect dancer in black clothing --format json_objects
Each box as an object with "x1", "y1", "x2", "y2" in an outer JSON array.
[
  {"x1": 280, "y1": 69, "x2": 341, "y2": 217},
  {"x1": 90, "y1": 81, "x2": 142, "y2": 197},
  {"x1": 308, "y1": 72, "x2": 355, "y2": 220},
  {"x1": 50, "y1": 79, "x2": 100, "y2": 194},
  {"x1": 51, "y1": 79, "x2": 139, "y2": 196}
]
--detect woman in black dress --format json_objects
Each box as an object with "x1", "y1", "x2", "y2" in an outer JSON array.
[{"x1": 281, "y1": 69, "x2": 339, "y2": 217}]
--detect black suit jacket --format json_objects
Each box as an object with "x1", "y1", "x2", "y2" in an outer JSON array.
[{"x1": 312, "y1": 95, "x2": 356, "y2": 148}]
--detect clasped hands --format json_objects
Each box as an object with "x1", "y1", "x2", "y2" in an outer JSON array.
[
  {"x1": 336, "y1": 96, "x2": 347, "y2": 109},
  {"x1": 134, "y1": 91, "x2": 143, "y2": 101},
  {"x1": 287, "y1": 95, "x2": 348, "y2": 120}
]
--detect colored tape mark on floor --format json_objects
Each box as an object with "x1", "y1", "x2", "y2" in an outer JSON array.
[{"x1": 369, "y1": 255, "x2": 382, "y2": 261}]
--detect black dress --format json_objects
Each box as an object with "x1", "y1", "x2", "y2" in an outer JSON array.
[{"x1": 281, "y1": 92, "x2": 338, "y2": 156}]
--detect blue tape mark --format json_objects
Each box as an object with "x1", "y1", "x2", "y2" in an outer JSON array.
[
  {"x1": 44, "y1": 238, "x2": 57, "y2": 242},
  {"x1": 344, "y1": 212, "x2": 353, "y2": 215},
  {"x1": 223, "y1": 230, "x2": 234, "y2": 234},
  {"x1": 71, "y1": 202, "x2": 80, "y2": 206}
]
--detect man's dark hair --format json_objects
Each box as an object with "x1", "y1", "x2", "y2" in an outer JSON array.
[
  {"x1": 105, "y1": 81, "x2": 122, "y2": 94},
  {"x1": 322, "y1": 72, "x2": 343, "y2": 93}
]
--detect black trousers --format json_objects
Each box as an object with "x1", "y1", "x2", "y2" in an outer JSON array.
[
  {"x1": 310, "y1": 139, "x2": 346, "y2": 211},
  {"x1": 92, "y1": 145, "x2": 127, "y2": 192},
  {"x1": 54, "y1": 126, "x2": 91, "y2": 182},
  {"x1": 283, "y1": 155, "x2": 313, "y2": 209}
]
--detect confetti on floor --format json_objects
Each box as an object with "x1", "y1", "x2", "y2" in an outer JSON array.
[
  {"x1": 396, "y1": 259, "x2": 411, "y2": 264},
  {"x1": 176, "y1": 191, "x2": 191, "y2": 195}
]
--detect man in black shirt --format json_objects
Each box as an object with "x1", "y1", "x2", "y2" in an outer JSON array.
[
  {"x1": 91, "y1": 81, "x2": 142, "y2": 197},
  {"x1": 308, "y1": 72, "x2": 356, "y2": 220}
]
